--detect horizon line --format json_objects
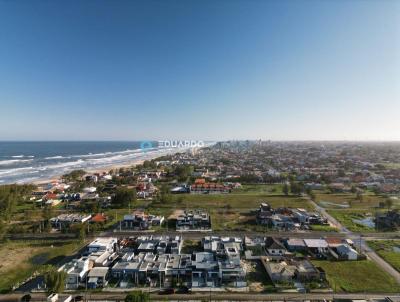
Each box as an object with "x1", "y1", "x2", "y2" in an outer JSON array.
[{"x1": 1, "y1": 139, "x2": 400, "y2": 143}]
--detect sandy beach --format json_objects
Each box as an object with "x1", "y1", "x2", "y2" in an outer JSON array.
[
  {"x1": 31, "y1": 147, "x2": 183, "y2": 186},
  {"x1": 32, "y1": 159, "x2": 145, "y2": 186}
]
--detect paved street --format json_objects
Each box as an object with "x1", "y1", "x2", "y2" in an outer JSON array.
[{"x1": 2, "y1": 291, "x2": 400, "y2": 302}]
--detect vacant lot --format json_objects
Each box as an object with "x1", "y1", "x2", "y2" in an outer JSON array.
[
  {"x1": 164, "y1": 193, "x2": 314, "y2": 210},
  {"x1": 309, "y1": 225, "x2": 338, "y2": 232},
  {"x1": 245, "y1": 260, "x2": 275, "y2": 292},
  {"x1": 368, "y1": 240, "x2": 400, "y2": 272},
  {"x1": 232, "y1": 184, "x2": 284, "y2": 195},
  {"x1": 146, "y1": 193, "x2": 314, "y2": 231},
  {"x1": 0, "y1": 240, "x2": 83, "y2": 293},
  {"x1": 327, "y1": 209, "x2": 377, "y2": 232},
  {"x1": 316, "y1": 193, "x2": 391, "y2": 210},
  {"x1": 312, "y1": 260, "x2": 400, "y2": 292},
  {"x1": 209, "y1": 208, "x2": 265, "y2": 231}
]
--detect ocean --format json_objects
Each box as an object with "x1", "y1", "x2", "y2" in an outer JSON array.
[{"x1": 0, "y1": 141, "x2": 178, "y2": 184}]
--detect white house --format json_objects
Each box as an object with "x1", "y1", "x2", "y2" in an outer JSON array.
[
  {"x1": 87, "y1": 237, "x2": 118, "y2": 254},
  {"x1": 336, "y1": 244, "x2": 358, "y2": 260}
]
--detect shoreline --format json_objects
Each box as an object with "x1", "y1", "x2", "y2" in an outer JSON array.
[
  {"x1": 1, "y1": 143, "x2": 212, "y2": 186},
  {"x1": 32, "y1": 159, "x2": 145, "y2": 186},
  {"x1": 30, "y1": 148, "x2": 185, "y2": 186}
]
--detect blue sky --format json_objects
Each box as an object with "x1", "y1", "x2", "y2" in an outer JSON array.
[{"x1": 0, "y1": 0, "x2": 399, "y2": 141}]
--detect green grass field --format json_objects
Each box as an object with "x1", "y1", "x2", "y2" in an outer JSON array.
[
  {"x1": 309, "y1": 225, "x2": 338, "y2": 232},
  {"x1": 368, "y1": 240, "x2": 400, "y2": 272},
  {"x1": 312, "y1": 260, "x2": 400, "y2": 292},
  {"x1": 232, "y1": 184, "x2": 284, "y2": 195},
  {"x1": 165, "y1": 193, "x2": 313, "y2": 210}
]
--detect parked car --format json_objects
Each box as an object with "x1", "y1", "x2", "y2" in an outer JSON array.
[
  {"x1": 158, "y1": 288, "x2": 175, "y2": 295},
  {"x1": 176, "y1": 286, "x2": 191, "y2": 294},
  {"x1": 20, "y1": 294, "x2": 31, "y2": 302}
]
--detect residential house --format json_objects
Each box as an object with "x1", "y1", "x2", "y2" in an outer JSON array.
[
  {"x1": 335, "y1": 244, "x2": 359, "y2": 260},
  {"x1": 261, "y1": 257, "x2": 296, "y2": 282},
  {"x1": 87, "y1": 267, "x2": 108, "y2": 289},
  {"x1": 58, "y1": 257, "x2": 91, "y2": 289},
  {"x1": 121, "y1": 210, "x2": 164, "y2": 230},
  {"x1": 87, "y1": 237, "x2": 118, "y2": 254},
  {"x1": 285, "y1": 238, "x2": 306, "y2": 252},
  {"x1": 376, "y1": 210, "x2": 400, "y2": 230},
  {"x1": 303, "y1": 239, "x2": 328, "y2": 256},
  {"x1": 50, "y1": 214, "x2": 92, "y2": 230},
  {"x1": 265, "y1": 237, "x2": 287, "y2": 257},
  {"x1": 176, "y1": 210, "x2": 211, "y2": 231}
]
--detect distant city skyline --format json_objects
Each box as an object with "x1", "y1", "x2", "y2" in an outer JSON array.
[{"x1": 0, "y1": 0, "x2": 399, "y2": 141}]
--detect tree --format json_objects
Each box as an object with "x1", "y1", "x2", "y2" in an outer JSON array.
[
  {"x1": 309, "y1": 191, "x2": 316, "y2": 201},
  {"x1": 348, "y1": 199, "x2": 353, "y2": 208},
  {"x1": 289, "y1": 182, "x2": 303, "y2": 196},
  {"x1": 112, "y1": 187, "x2": 136, "y2": 208},
  {"x1": 338, "y1": 169, "x2": 345, "y2": 177},
  {"x1": 78, "y1": 224, "x2": 86, "y2": 243},
  {"x1": 0, "y1": 220, "x2": 7, "y2": 241},
  {"x1": 142, "y1": 160, "x2": 156, "y2": 170},
  {"x1": 124, "y1": 291, "x2": 150, "y2": 302},
  {"x1": 372, "y1": 186, "x2": 380, "y2": 196},
  {"x1": 0, "y1": 184, "x2": 33, "y2": 221},
  {"x1": 44, "y1": 268, "x2": 67, "y2": 294},
  {"x1": 385, "y1": 198, "x2": 394, "y2": 210},
  {"x1": 160, "y1": 184, "x2": 172, "y2": 203},
  {"x1": 62, "y1": 169, "x2": 86, "y2": 182},
  {"x1": 282, "y1": 183, "x2": 289, "y2": 196},
  {"x1": 174, "y1": 165, "x2": 194, "y2": 182},
  {"x1": 42, "y1": 206, "x2": 54, "y2": 232}
]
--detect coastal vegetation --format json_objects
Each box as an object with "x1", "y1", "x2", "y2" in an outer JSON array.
[
  {"x1": 44, "y1": 268, "x2": 67, "y2": 294},
  {"x1": 112, "y1": 187, "x2": 137, "y2": 208}
]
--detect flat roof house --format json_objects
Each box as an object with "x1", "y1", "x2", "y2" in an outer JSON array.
[
  {"x1": 121, "y1": 210, "x2": 165, "y2": 230},
  {"x1": 285, "y1": 238, "x2": 306, "y2": 251},
  {"x1": 176, "y1": 210, "x2": 211, "y2": 231},
  {"x1": 165, "y1": 254, "x2": 192, "y2": 287},
  {"x1": 303, "y1": 239, "x2": 328, "y2": 256},
  {"x1": 87, "y1": 237, "x2": 118, "y2": 254},
  {"x1": 111, "y1": 253, "x2": 144, "y2": 285},
  {"x1": 191, "y1": 252, "x2": 219, "y2": 287},
  {"x1": 87, "y1": 267, "x2": 109, "y2": 289},
  {"x1": 50, "y1": 214, "x2": 92, "y2": 230},
  {"x1": 58, "y1": 257, "x2": 91, "y2": 289}
]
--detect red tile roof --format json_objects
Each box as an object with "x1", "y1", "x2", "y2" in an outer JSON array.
[{"x1": 91, "y1": 213, "x2": 107, "y2": 223}]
